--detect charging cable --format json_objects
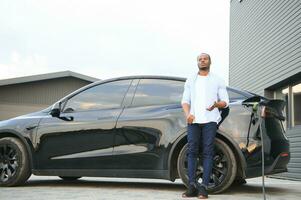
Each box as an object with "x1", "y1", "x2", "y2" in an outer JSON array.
[
  {"x1": 253, "y1": 103, "x2": 266, "y2": 200},
  {"x1": 259, "y1": 109, "x2": 266, "y2": 200}
]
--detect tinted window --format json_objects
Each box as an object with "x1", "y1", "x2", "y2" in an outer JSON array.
[
  {"x1": 132, "y1": 79, "x2": 184, "y2": 107},
  {"x1": 63, "y1": 80, "x2": 131, "y2": 112},
  {"x1": 227, "y1": 89, "x2": 249, "y2": 101},
  {"x1": 293, "y1": 83, "x2": 301, "y2": 126},
  {"x1": 275, "y1": 87, "x2": 289, "y2": 129}
]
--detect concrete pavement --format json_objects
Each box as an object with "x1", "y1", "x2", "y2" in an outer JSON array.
[{"x1": 1, "y1": 175, "x2": 300, "y2": 200}]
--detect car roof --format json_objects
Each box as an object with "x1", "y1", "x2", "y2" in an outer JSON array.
[
  {"x1": 94, "y1": 75, "x2": 186, "y2": 84},
  {"x1": 94, "y1": 75, "x2": 252, "y2": 96},
  {"x1": 57, "y1": 75, "x2": 253, "y2": 104}
]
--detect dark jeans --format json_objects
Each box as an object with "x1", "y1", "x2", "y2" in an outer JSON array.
[{"x1": 187, "y1": 122, "x2": 217, "y2": 187}]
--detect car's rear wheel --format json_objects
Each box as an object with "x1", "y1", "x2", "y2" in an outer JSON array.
[
  {"x1": 177, "y1": 138, "x2": 237, "y2": 194},
  {"x1": 0, "y1": 137, "x2": 31, "y2": 186},
  {"x1": 59, "y1": 176, "x2": 81, "y2": 181}
]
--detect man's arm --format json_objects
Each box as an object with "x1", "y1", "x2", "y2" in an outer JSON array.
[
  {"x1": 217, "y1": 80, "x2": 229, "y2": 108},
  {"x1": 181, "y1": 78, "x2": 195, "y2": 124},
  {"x1": 182, "y1": 103, "x2": 195, "y2": 124},
  {"x1": 182, "y1": 103, "x2": 190, "y2": 117},
  {"x1": 207, "y1": 77, "x2": 229, "y2": 111},
  {"x1": 207, "y1": 101, "x2": 227, "y2": 111}
]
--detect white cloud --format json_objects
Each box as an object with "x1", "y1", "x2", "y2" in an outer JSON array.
[
  {"x1": 0, "y1": 51, "x2": 51, "y2": 79},
  {"x1": 0, "y1": 0, "x2": 229, "y2": 84}
]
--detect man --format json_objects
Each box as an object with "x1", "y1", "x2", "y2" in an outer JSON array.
[{"x1": 181, "y1": 53, "x2": 229, "y2": 199}]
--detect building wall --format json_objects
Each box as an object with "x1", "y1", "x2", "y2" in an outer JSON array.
[
  {"x1": 230, "y1": 0, "x2": 301, "y2": 95},
  {"x1": 0, "y1": 77, "x2": 91, "y2": 120},
  {"x1": 0, "y1": 102, "x2": 48, "y2": 121},
  {"x1": 230, "y1": 0, "x2": 301, "y2": 180}
]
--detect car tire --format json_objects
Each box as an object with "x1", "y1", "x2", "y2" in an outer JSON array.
[
  {"x1": 59, "y1": 176, "x2": 82, "y2": 181},
  {"x1": 232, "y1": 178, "x2": 247, "y2": 186},
  {"x1": 177, "y1": 138, "x2": 237, "y2": 194},
  {"x1": 0, "y1": 137, "x2": 32, "y2": 186}
]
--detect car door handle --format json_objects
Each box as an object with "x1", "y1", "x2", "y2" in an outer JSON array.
[
  {"x1": 26, "y1": 125, "x2": 38, "y2": 130},
  {"x1": 59, "y1": 116, "x2": 74, "y2": 121}
]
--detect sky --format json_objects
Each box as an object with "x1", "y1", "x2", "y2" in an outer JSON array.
[{"x1": 0, "y1": 0, "x2": 230, "y2": 84}]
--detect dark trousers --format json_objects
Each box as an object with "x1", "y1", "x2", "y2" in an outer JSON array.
[{"x1": 187, "y1": 122, "x2": 217, "y2": 187}]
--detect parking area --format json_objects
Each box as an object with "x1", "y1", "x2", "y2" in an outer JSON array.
[{"x1": 1, "y1": 175, "x2": 300, "y2": 200}]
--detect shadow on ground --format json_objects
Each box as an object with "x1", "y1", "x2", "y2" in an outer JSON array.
[
  {"x1": 22, "y1": 178, "x2": 291, "y2": 195},
  {"x1": 24, "y1": 179, "x2": 185, "y2": 191}
]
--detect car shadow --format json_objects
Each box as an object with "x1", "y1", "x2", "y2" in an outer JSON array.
[
  {"x1": 24, "y1": 178, "x2": 185, "y2": 191},
  {"x1": 22, "y1": 178, "x2": 290, "y2": 195}
]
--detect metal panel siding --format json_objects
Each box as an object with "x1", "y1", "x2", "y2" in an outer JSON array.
[
  {"x1": 230, "y1": 0, "x2": 301, "y2": 95},
  {"x1": 230, "y1": 0, "x2": 301, "y2": 180},
  {"x1": 0, "y1": 77, "x2": 92, "y2": 120},
  {"x1": 0, "y1": 77, "x2": 90, "y2": 105},
  {"x1": 0, "y1": 103, "x2": 47, "y2": 121},
  {"x1": 272, "y1": 127, "x2": 301, "y2": 180}
]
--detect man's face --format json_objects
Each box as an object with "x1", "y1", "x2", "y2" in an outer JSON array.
[{"x1": 197, "y1": 54, "x2": 211, "y2": 71}]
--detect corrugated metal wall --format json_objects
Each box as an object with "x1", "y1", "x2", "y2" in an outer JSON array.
[
  {"x1": 230, "y1": 0, "x2": 301, "y2": 95},
  {"x1": 0, "y1": 103, "x2": 47, "y2": 121},
  {"x1": 0, "y1": 77, "x2": 91, "y2": 120},
  {"x1": 276, "y1": 128, "x2": 301, "y2": 180},
  {"x1": 230, "y1": 0, "x2": 301, "y2": 180}
]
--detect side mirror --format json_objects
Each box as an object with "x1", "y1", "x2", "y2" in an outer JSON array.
[
  {"x1": 50, "y1": 102, "x2": 61, "y2": 117},
  {"x1": 50, "y1": 108, "x2": 60, "y2": 117},
  {"x1": 242, "y1": 96, "x2": 261, "y2": 105}
]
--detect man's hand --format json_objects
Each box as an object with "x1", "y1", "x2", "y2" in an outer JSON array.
[
  {"x1": 207, "y1": 101, "x2": 227, "y2": 111},
  {"x1": 207, "y1": 101, "x2": 217, "y2": 111},
  {"x1": 186, "y1": 114, "x2": 195, "y2": 124}
]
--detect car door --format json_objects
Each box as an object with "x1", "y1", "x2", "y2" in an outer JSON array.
[
  {"x1": 114, "y1": 78, "x2": 186, "y2": 170},
  {"x1": 34, "y1": 79, "x2": 132, "y2": 170}
]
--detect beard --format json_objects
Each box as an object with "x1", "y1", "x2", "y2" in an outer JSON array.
[{"x1": 198, "y1": 64, "x2": 210, "y2": 71}]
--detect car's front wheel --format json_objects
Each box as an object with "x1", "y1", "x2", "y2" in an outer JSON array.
[
  {"x1": 177, "y1": 138, "x2": 237, "y2": 194},
  {"x1": 0, "y1": 137, "x2": 31, "y2": 186}
]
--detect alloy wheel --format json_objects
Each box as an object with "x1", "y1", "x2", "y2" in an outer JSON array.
[
  {"x1": 177, "y1": 138, "x2": 237, "y2": 193},
  {"x1": 0, "y1": 144, "x2": 19, "y2": 182}
]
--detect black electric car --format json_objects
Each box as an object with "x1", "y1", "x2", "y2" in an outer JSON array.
[{"x1": 0, "y1": 76, "x2": 290, "y2": 193}]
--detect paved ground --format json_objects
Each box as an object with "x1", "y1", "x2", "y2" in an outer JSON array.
[{"x1": 1, "y1": 175, "x2": 300, "y2": 200}]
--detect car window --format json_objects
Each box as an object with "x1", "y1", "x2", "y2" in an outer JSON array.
[
  {"x1": 63, "y1": 80, "x2": 131, "y2": 112},
  {"x1": 131, "y1": 79, "x2": 184, "y2": 107},
  {"x1": 227, "y1": 89, "x2": 249, "y2": 102}
]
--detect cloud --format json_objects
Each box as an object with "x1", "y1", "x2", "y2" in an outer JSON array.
[
  {"x1": 0, "y1": 0, "x2": 229, "y2": 84},
  {"x1": 0, "y1": 51, "x2": 51, "y2": 79}
]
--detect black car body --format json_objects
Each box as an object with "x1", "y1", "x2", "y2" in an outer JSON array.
[{"x1": 0, "y1": 76, "x2": 290, "y2": 193}]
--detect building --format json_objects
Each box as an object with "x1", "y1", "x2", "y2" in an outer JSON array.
[
  {"x1": 229, "y1": 0, "x2": 301, "y2": 180},
  {"x1": 0, "y1": 71, "x2": 99, "y2": 121}
]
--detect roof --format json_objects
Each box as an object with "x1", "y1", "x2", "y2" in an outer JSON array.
[
  {"x1": 83, "y1": 75, "x2": 186, "y2": 88},
  {"x1": 98, "y1": 75, "x2": 186, "y2": 83},
  {"x1": 0, "y1": 71, "x2": 100, "y2": 86}
]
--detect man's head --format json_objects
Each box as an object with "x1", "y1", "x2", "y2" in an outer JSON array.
[{"x1": 197, "y1": 53, "x2": 211, "y2": 71}]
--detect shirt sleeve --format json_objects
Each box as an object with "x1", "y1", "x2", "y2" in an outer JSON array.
[
  {"x1": 218, "y1": 78, "x2": 229, "y2": 107},
  {"x1": 181, "y1": 78, "x2": 191, "y2": 105}
]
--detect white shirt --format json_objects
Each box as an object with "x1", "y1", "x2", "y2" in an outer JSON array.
[{"x1": 181, "y1": 72, "x2": 229, "y2": 124}]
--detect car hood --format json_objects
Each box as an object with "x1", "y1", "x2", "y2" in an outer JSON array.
[{"x1": 0, "y1": 110, "x2": 48, "y2": 131}]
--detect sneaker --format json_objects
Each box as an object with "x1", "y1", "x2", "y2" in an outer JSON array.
[
  {"x1": 196, "y1": 185, "x2": 208, "y2": 199},
  {"x1": 182, "y1": 184, "x2": 198, "y2": 198}
]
